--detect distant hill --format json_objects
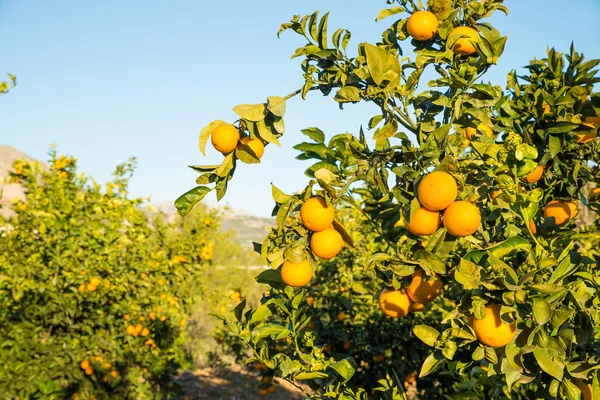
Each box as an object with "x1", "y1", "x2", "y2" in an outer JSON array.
[{"x1": 156, "y1": 200, "x2": 274, "y2": 248}]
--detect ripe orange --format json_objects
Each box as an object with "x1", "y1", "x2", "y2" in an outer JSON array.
[
  {"x1": 576, "y1": 115, "x2": 600, "y2": 143},
  {"x1": 84, "y1": 367, "x2": 93, "y2": 376},
  {"x1": 567, "y1": 201, "x2": 578, "y2": 219},
  {"x1": 306, "y1": 296, "x2": 315, "y2": 306},
  {"x1": 110, "y1": 370, "x2": 119, "y2": 378},
  {"x1": 443, "y1": 201, "x2": 481, "y2": 237},
  {"x1": 407, "y1": 270, "x2": 442, "y2": 304},
  {"x1": 407, "y1": 207, "x2": 441, "y2": 236},
  {"x1": 268, "y1": 385, "x2": 276, "y2": 393},
  {"x1": 372, "y1": 354, "x2": 385, "y2": 363},
  {"x1": 465, "y1": 123, "x2": 493, "y2": 141},
  {"x1": 337, "y1": 312, "x2": 346, "y2": 322},
  {"x1": 126, "y1": 325, "x2": 136, "y2": 335},
  {"x1": 80, "y1": 360, "x2": 90, "y2": 370},
  {"x1": 89, "y1": 277, "x2": 101, "y2": 286},
  {"x1": 411, "y1": 302, "x2": 425, "y2": 312},
  {"x1": 542, "y1": 104, "x2": 552, "y2": 115},
  {"x1": 310, "y1": 227, "x2": 344, "y2": 259},
  {"x1": 448, "y1": 26, "x2": 478, "y2": 55},
  {"x1": 211, "y1": 124, "x2": 240, "y2": 154},
  {"x1": 239, "y1": 137, "x2": 265, "y2": 161},
  {"x1": 140, "y1": 327, "x2": 150, "y2": 337},
  {"x1": 258, "y1": 388, "x2": 269, "y2": 397},
  {"x1": 529, "y1": 219, "x2": 537, "y2": 235},
  {"x1": 524, "y1": 165, "x2": 544, "y2": 183},
  {"x1": 280, "y1": 259, "x2": 313, "y2": 287},
  {"x1": 589, "y1": 187, "x2": 600, "y2": 202},
  {"x1": 406, "y1": 11, "x2": 438, "y2": 41},
  {"x1": 544, "y1": 200, "x2": 573, "y2": 226},
  {"x1": 300, "y1": 197, "x2": 335, "y2": 232},
  {"x1": 262, "y1": 376, "x2": 271, "y2": 384},
  {"x1": 471, "y1": 304, "x2": 516, "y2": 347},
  {"x1": 417, "y1": 171, "x2": 458, "y2": 211},
  {"x1": 379, "y1": 288, "x2": 412, "y2": 318},
  {"x1": 573, "y1": 379, "x2": 593, "y2": 400}
]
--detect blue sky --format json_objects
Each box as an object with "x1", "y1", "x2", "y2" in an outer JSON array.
[{"x1": 1, "y1": 0, "x2": 599, "y2": 217}]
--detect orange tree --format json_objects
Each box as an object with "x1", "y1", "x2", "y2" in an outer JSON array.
[
  {"x1": 178, "y1": 0, "x2": 600, "y2": 398},
  {"x1": 0, "y1": 149, "x2": 224, "y2": 398}
]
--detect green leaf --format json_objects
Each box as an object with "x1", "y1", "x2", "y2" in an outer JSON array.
[
  {"x1": 174, "y1": 186, "x2": 211, "y2": 217},
  {"x1": 271, "y1": 184, "x2": 291, "y2": 204},
  {"x1": 249, "y1": 303, "x2": 273, "y2": 325},
  {"x1": 234, "y1": 298, "x2": 247, "y2": 322},
  {"x1": 414, "y1": 250, "x2": 446, "y2": 274},
  {"x1": 256, "y1": 119, "x2": 281, "y2": 147},
  {"x1": 454, "y1": 259, "x2": 482, "y2": 290},
  {"x1": 233, "y1": 103, "x2": 266, "y2": 122},
  {"x1": 364, "y1": 42, "x2": 400, "y2": 87},
  {"x1": 252, "y1": 323, "x2": 286, "y2": 340},
  {"x1": 532, "y1": 298, "x2": 552, "y2": 325},
  {"x1": 544, "y1": 121, "x2": 580, "y2": 134},
  {"x1": 333, "y1": 220, "x2": 355, "y2": 248},
  {"x1": 296, "y1": 371, "x2": 329, "y2": 380},
  {"x1": 375, "y1": 6, "x2": 404, "y2": 21},
  {"x1": 328, "y1": 358, "x2": 356, "y2": 383},
  {"x1": 431, "y1": 0, "x2": 452, "y2": 20},
  {"x1": 301, "y1": 127, "x2": 326, "y2": 143},
  {"x1": 317, "y1": 12, "x2": 329, "y2": 49},
  {"x1": 255, "y1": 269, "x2": 285, "y2": 289},
  {"x1": 334, "y1": 86, "x2": 363, "y2": 103},
  {"x1": 267, "y1": 96, "x2": 286, "y2": 117},
  {"x1": 413, "y1": 325, "x2": 440, "y2": 346},
  {"x1": 199, "y1": 120, "x2": 226, "y2": 156},
  {"x1": 533, "y1": 346, "x2": 564, "y2": 381},
  {"x1": 235, "y1": 143, "x2": 261, "y2": 164},
  {"x1": 419, "y1": 351, "x2": 444, "y2": 378}
]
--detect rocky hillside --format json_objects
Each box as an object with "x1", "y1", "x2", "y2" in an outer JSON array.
[{"x1": 0, "y1": 145, "x2": 40, "y2": 218}]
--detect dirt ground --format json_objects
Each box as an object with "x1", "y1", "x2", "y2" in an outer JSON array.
[{"x1": 179, "y1": 365, "x2": 307, "y2": 400}]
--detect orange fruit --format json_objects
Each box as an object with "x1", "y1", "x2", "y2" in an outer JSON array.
[
  {"x1": 567, "y1": 201, "x2": 578, "y2": 219},
  {"x1": 529, "y1": 219, "x2": 537, "y2": 235},
  {"x1": 239, "y1": 137, "x2": 265, "y2": 160},
  {"x1": 407, "y1": 207, "x2": 441, "y2": 236},
  {"x1": 126, "y1": 325, "x2": 136, "y2": 335},
  {"x1": 544, "y1": 200, "x2": 573, "y2": 226},
  {"x1": 465, "y1": 123, "x2": 493, "y2": 140},
  {"x1": 406, "y1": 11, "x2": 438, "y2": 41},
  {"x1": 417, "y1": 171, "x2": 458, "y2": 211},
  {"x1": 407, "y1": 270, "x2": 442, "y2": 304},
  {"x1": 443, "y1": 201, "x2": 481, "y2": 237},
  {"x1": 523, "y1": 165, "x2": 543, "y2": 183},
  {"x1": 589, "y1": 187, "x2": 600, "y2": 202},
  {"x1": 411, "y1": 302, "x2": 425, "y2": 312},
  {"x1": 110, "y1": 370, "x2": 119, "y2": 378},
  {"x1": 405, "y1": 372, "x2": 417, "y2": 385},
  {"x1": 542, "y1": 104, "x2": 552, "y2": 115},
  {"x1": 300, "y1": 197, "x2": 335, "y2": 232},
  {"x1": 306, "y1": 296, "x2": 314, "y2": 306},
  {"x1": 258, "y1": 388, "x2": 269, "y2": 397},
  {"x1": 373, "y1": 354, "x2": 385, "y2": 363},
  {"x1": 379, "y1": 288, "x2": 412, "y2": 318},
  {"x1": 84, "y1": 367, "x2": 93, "y2": 376},
  {"x1": 211, "y1": 124, "x2": 240, "y2": 154},
  {"x1": 448, "y1": 26, "x2": 478, "y2": 55},
  {"x1": 268, "y1": 385, "x2": 276, "y2": 393},
  {"x1": 573, "y1": 379, "x2": 593, "y2": 400},
  {"x1": 490, "y1": 190, "x2": 502, "y2": 199},
  {"x1": 471, "y1": 304, "x2": 516, "y2": 347},
  {"x1": 576, "y1": 116, "x2": 600, "y2": 143},
  {"x1": 310, "y1": 227, "x2": 344, "y2": 259},
  {"x1": 140, "y1": 327, "x2": 150, "y2": 337},
  {"x1": 80, "y1": 360, "x2": 90, "y2": 370},
  {"x1": 262, "y1": 376, "x2": 271, "y2": 384},
  {"x1": 337, "y1": 312, "x2": 346, "y2": 322},
  {"x1": 281, "y1": 259, "x2": 313, "y2": 287},
  {"x1": 89, "y1": 277, "x2": 101, "y2": 286}
]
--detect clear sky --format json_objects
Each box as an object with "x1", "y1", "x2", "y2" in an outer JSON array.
[{"x1": 1, "y1": 0, "x2": 599, "y2": 217}]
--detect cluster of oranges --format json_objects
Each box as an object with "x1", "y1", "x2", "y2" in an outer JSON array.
[
  {"x1": 211, "y1": 123, "x2": 266, "y2": 162},
  {"x1": 78, "y1": 276, "x2": 109, "y2": 293},
  {"x1": 79, "y1": 357, "x2": 119, "y2": 381},
  {"x1": 379, "y1": 269, "x2": 443, "y2": 319},
  {"x1": 544, "y1": 104, "x2": 600, "y2": 143},
  {"x1": 54, "y1": 155, "x2": 72, "y2": 179},
  {"x1": 253, "y1": 365, "x2": 277, "y2": 396},
  {"x1": 407, "y1": 171, "x2": 481, "y2": 238},
  {"x1": 229, "y1": 291, "x2": 242, "y2": 303},
  {"x1": 171, "y1": 255, "x2": 187, "y2": 264},
  {"x1": 406, "y1": 10, "x2": 479, "y2": 56},
  {"x1": 199, "y1": 241, "x2": 214, "y2": 260},
  {"x1": 126, "y1": 323, "x2": 151, "y2": 338},
  {"x1": 280, "y1": 196, "x2": 346, "y2": 287}
]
